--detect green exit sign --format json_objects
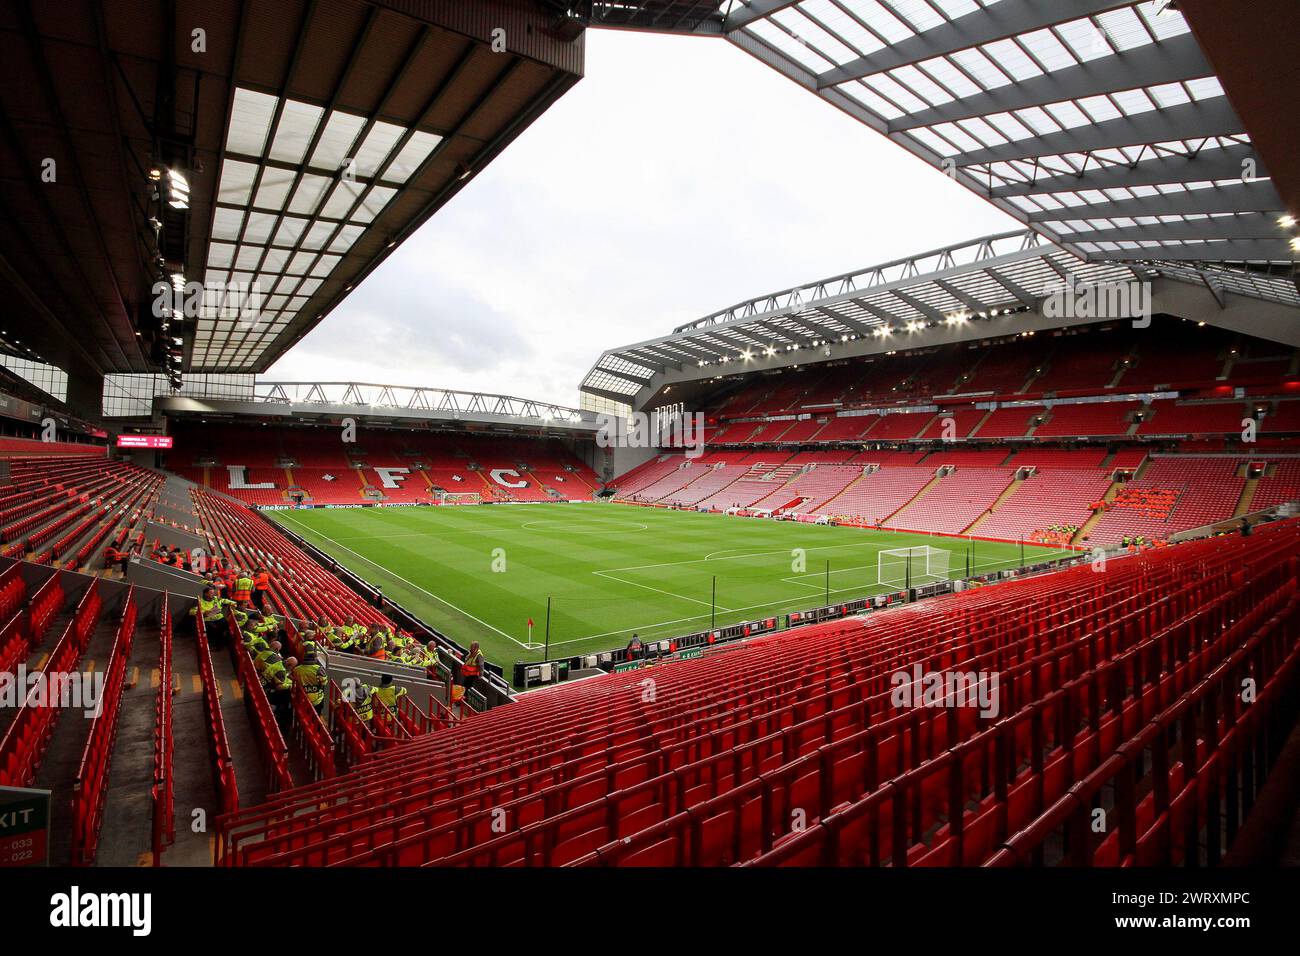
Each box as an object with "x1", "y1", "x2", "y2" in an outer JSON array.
[{"x1": 0, "y1": 786, "x2": 51, "y2": 867}]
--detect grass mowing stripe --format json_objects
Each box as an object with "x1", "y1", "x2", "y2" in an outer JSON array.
[{"x1": 267, "y1": 503, "x2": 1069, "y2": 672}]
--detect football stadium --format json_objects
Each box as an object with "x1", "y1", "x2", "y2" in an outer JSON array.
[{"x1": 1, "y1": 0, "x2": 1300, "y2": 915}]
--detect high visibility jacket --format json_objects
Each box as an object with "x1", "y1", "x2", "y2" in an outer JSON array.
[
  {"x1": 462, "y1": 651, "x2": 483, "y2": 678},
  {"x1": 375, "y1": 684, "x2": 406, "y2": 710},
  {"x1": 233, "y1": 576, "x2": 254, "y2": 601},
  {"x1": 353, "y1": 687, "x2": 374, "y2": 721},
  {"x1": 254, "y1": 649, "x2": 281, "y2": 674},
  {"x1": 293, "y1": 663, "x2": 327, "y2": 705},
  {"x1": 191, "y1": 596, "x2": 225, "y2": 622},
  {"x1": 263, "y1": 659, "x2": 291, "y2": 692},
  {"x1": 254, "y1": 571, "x2": 271, "y2": 591}
]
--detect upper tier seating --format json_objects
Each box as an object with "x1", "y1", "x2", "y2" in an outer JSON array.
[
  {"x1": 1031, "y1": 335, "x2": 1130, "y2": 393},
  {"x1": 971, "y1": 405, "x2": 1039, "y2": 438},
  {"x1": 958, "y1": 338, "x2": 1052, "y2": 394},
  {"x1": 212, "y1": 520, "x2": 1300, "y2": 867},
  {"x1": 1033, "y1": 401, "x2": 1139, "y2": 438},
  {"x1": 917, "y1": 407, "x2": 986, "y2": 440},
  {"x1": 1137, "y1": 400, "x2": 1248, "y2": 436},
  {"x1": 812, "y1": 415, "x2": 877, "y2": 442},
  {"x1": 867, "y1": 411, "x2": 934, "y2": 441}
]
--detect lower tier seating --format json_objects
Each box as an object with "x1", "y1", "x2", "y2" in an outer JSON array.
[{"x1": 213, "y1": 519, "x2": 1300, "y2": 867}]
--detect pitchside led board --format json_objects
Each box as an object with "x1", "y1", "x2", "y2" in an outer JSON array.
[
  {"x1": 0, "y1": 786, "x2": 51, "y2": 866},
  {"x1": 115, "y1": 435, "x2": 174, "y2": 449}
]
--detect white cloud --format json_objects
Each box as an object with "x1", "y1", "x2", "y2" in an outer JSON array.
[{"x1": 267, "y1": 29, "x2": 1019, "y2": 406}]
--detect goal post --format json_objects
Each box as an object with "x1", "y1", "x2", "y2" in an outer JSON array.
[
  {"x1": 877, "y1": 546, "x2": 950, "y2": 589},
  {"x1": 437, "y1": 492, "x2": 481, "y2": 505}
]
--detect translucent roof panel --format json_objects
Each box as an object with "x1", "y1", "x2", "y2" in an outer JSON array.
[
  {"x1": 728, "y1": 1, "x2": 1289, "y2": 264},
  {"x1": 197, "y1": 87, "x2": 447, "y2": 371}
]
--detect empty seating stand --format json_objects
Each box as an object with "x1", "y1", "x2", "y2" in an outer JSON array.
[
  {"x1": 172, "y1": 425, "x2": 600, "y2": 506},
  {"x1": 212, "y1": 520, "x2": 1300, "y2": 867},
  {"x1": 70, "y1": 587, "x2": 137, "y2": 864}
]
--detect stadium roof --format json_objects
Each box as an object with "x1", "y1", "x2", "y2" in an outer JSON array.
[
  {"x1": 0, "y1": 0, "x2": 582, "y2": 385},
  {"x1": 589, "y1": 0, "x2": 1298, "y2": 266},
  {"x1": 580, "y1": 227, "x2": 1300, "y2": 403},
  {"x1": 157, "y1": 380, "x2": 599, "y2": 433}
]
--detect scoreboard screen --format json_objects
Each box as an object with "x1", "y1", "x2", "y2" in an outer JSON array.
[{"x1": 115, "y1": 434, "x2": 173, "y2": 449}]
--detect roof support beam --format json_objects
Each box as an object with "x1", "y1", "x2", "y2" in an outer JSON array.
[
  {"x1": 990, "y1": 142, "x2": 1262, "y2": 197},
  {"x1": 749, "y1": 320, "x2": 798, "y2": 345},
  {"x1": 816, "y1": 0, "x2": 1134, "y2": 89},
  {"x1": 593, "y1": 366, "x2": 652, "y2": 388},
  {"x1": 619, "y1": 352, "x2": 669, "y2": 374},
  {"x1": 581, "y1": 385, "x2": 637, "y2": 405},
  {"x1": 1028, "y1": 180, "x2": 1283, "y2": 221},
  {"x1": 954, "y1": 98, "x2": 1244, "y2": 167},
  {"x1": 850, "y1": 298, "x2": 904, "y2": 326},
  {"x1": 772, "y1": 313, "x2": 825, "y2": 339},
  {"x1": 628, "y1": 346, "x2": 682, "y2": 371},
  {"x1": 1068, "y1": 213, "x2": 1289, "y2": 244},
  {"x1": 667, "y1": 338, "x2": 724, "y2": 363},
  {"x1": 985, "y1": 269, "x2": 1039, "y2": 307},
  {"x1": 932, "y1": 278, "x2": 990, "y2": 313},
  {"x1": 889, "y1": 289, "x2": 946, "y2": 323},
  {"x1": 1091, "y1": 238, "x2": 1296, "y2": 262},
  {"x1": 724, "y1": 1, "x2": 802, "y2": 32},
  {"x1": 890, "y1": 35, "x2": 1212, "y2": 132},
  {"x1": 813, "y1": 305, "x2": 873, "y2": 336}
]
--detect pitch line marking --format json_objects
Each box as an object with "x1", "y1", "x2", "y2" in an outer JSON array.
[
  {"x1": 275, "y1": 511, "x2": 530, "y2": 648},
  {"x1": 276, "y1": 510, "x2": 1065, "y2": 654},
  {"x1": 603, "y1": 539, "x2": 892, "y2": 574},
  {"x1": 554, "y1": 553, "x2": 1051, "y2": 647},
  {"x1": 592, "y1": 569, "x2": 736, "y2": 613}
]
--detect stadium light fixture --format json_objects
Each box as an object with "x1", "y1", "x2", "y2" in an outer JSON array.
[
  {"x1": 906, "y1": 321, "x2": 923, "y2": 333},
  {"x1": 1279, "y1": 215, "x2": 1297, "y2": 228},
  {"x1": 764, "y1": 346, "x2": 776, "y2": 357},
  {"x1": 168, "y1": 168, "x2": 190, "y2": 210},
  {"x1": 741, "y1": 350, "x2": 752, "y2": 362}
]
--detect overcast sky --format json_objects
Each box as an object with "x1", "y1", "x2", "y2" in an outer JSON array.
[{"x1": 267, "y1": 28, "x2": 1020, "y2": 408}]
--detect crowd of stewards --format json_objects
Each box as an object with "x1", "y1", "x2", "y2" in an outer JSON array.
[
  {"x1": 183, "y1": 558, "x2": 481, "y2": 725},
  {"x1": 299, "y1": 615, "x2": 439, "y2": 670},
  {"x1": 1029, "y1": 524, "x2": 1080, "y2": 546}
]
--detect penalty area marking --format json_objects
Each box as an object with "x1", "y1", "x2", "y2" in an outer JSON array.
[{"x1": 274, "y1": 510, "x2": 531, "y2": 648}]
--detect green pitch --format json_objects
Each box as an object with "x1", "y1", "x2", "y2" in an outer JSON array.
[{"x1": 268, "y1": 503, "x2": 1067, "y2": 671}]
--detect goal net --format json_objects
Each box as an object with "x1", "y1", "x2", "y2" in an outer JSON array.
[
  {"x1": 878, "y1": 546, "x2": 950, "y2": 589},
  {"x1": 438, "y1": 492, "x2": 481, "y2": 505}
]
